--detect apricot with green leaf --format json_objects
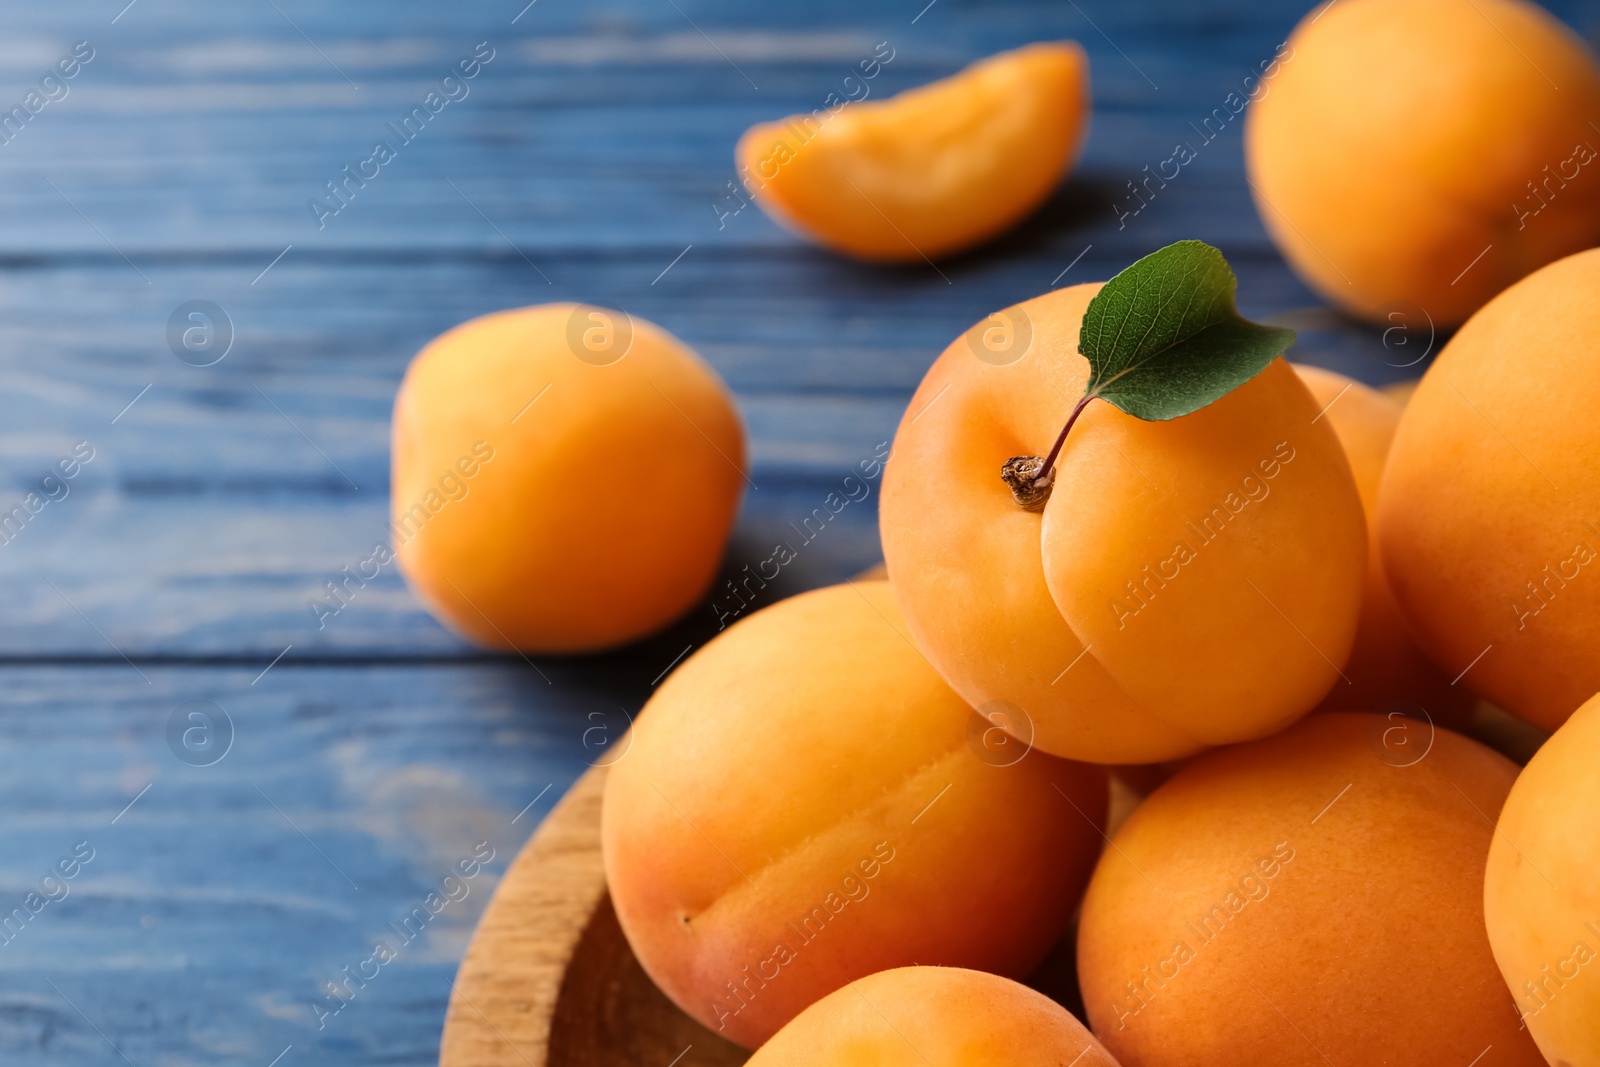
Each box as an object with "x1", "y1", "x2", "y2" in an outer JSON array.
[{"x1": 881, "y1": 241, "x2": 1367, "y2": 764}]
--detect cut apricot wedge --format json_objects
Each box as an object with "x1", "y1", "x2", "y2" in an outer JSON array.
[{"x1": 736, "y1": 42, "x2": 1089, "y2": 263}]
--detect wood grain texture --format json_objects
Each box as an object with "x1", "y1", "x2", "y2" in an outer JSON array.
[{"x1": 0, "y1": 663, "x2": 574, "y2": 1065}]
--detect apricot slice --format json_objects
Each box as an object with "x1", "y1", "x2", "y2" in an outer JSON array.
[
  {"x1": 1484, "y1": 692, "x2": 1600, "y2": 1064},
  {"x1": 1378, "y1": 248, "x2": 1600, "y2": 731},
  {"x1": 737, "y1": 42, "x2": 1088, "y2": 262},
  {"x1": 391, "y1": 303, "x2": 745, "y2": 653},
  {"x1": 746, "y1": 966, "x2": 1123, "y2": 1067},
  {"x1": 601, "y1": 581, "x2": 1106, "y2": 1048},
  {"x1": 1292, "y1": 364, "x2": 1471, "y2": 724},
  {"x1": 880, "y1": 284, "x2": 1366, "y2": 764},
  {"x1": 1077, "y1": 712, "x2": 1543, "y2": 1067},
  {"x1": 1245, "y1": 0, "x2": 1600, "y2": 327}
]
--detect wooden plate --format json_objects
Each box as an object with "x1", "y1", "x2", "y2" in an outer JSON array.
[
  {"x1": 438, "y1": 759, "x2": 1102, "y2": 1067},
  {"x1": 438, "y1": 764, "x2": 748, "y2": 1067}
]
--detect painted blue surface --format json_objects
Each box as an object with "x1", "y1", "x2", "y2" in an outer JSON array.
[{"x1": 0, "y1": 0, "x2": 1593, "y2": 1063}]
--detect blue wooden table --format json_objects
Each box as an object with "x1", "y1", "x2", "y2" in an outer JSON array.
[{"x1": 0, "y1": 0, "x2": 1592, "y2": 1063}]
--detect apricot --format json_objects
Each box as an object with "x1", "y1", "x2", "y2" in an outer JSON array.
[
  {"x1": 1077, "y1": 712, "x2": 1543, "y2": 1067},
  {"x1": 1380, "y1": 379, "x2": 1420, "y2": 407},
  {"x1": 1245, "y1": 0, "x2": 1600, "y2": 327},
  {"x1": 1377, "y1": 248, "x2": 1600, "y2": 731},
  {"x1": 1292, "y1": 364, "x2": 1471, "y2": 723},
  {"x1": 601, "y1": 581, "x2": 1107, "y2": 1048},
  {"x1": 1484, "y1": 692, "x2": 1600, "y2": 1064},
  {"x1": 737, "y1": 42, "x2": 1088, "y2": 262},
  {"x1": 879, "y1": 284, "x2": 1366, "y2": 764},
  {"x1": 391, "y1": 303, "x2": 744, "y2": 653},
  {"x1": 746, "y1": 966, "x2": 1122, "y2": 1067}
]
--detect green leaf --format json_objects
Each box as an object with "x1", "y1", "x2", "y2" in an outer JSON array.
[{"x1": 1077, "y1": 240, "x2": 1296, "y2": 421}]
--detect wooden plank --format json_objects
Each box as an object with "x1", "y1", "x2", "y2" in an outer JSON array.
[
  {"x1": 0, "y1": 106, "x2": 1285, "y2": 254},
  {"x1": 0, "y1": 0, "x2": 1581, "y2": 257},
  {"x1": 0, "y1": 663, "x2": 586, "y2": 1065}
]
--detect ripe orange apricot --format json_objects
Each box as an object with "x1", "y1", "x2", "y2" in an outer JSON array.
[
  {"x1": 1378, "y1": 248, "x2": 1600, "y2": 731},
  {"x1": 1484, "y1": 692, "x2": 1600, "y2": 1064},
  {"x1": 746, "y1": 966, "x2": 1123, "y2": 1067},
  {"x1": 880, "y1": 284, "x2": 1366, "y2": 764},
  {"x1": 601, "y1": 581, "x2": 1107, "y2": 1048},
  {"x1": 1292, "y1": 364, "x2": 1471, "y2": 724},
  {"x1": 1245, "y1": 0, "x2": 1600, "y2": 327},
  {"x1": 1077, "y1": 713, "x2": 1543, "y2": 1067},
  {"x1": 736, "y1": 42, "x2": 1088, "y2": 262},
  {"x1": 391, "y1": 304, "x2": 744, "y2": 653}
]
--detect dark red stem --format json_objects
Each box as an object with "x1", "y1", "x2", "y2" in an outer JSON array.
[{"x1": 1036, "y1": 393, "x2": 1095, "y2": 483}]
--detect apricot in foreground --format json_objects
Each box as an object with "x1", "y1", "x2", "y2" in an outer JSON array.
[
  {"x1": 1245, "y1": 0, "x2": 1600, "y2": 326},
  {"x1": 880, "y1": 284, "x2": 1366, "y2": 764},
  {"x1": 1378, "y1": 248, "x2": 1600, "y2": 731},
  {"x1": 601, "y1": 581, "x2": 1106, "y2": 1048},
  {"x1": 391, "y1": 303, "x2": 745, "y2": 653},
  {"x1": 1485, "y1": 692, "x2": 1600, "y2": 1066},
  {"x1": 1076, "y1": 713, "x2": 1542, "y2": 1067},
  {"x1": 747, "y1": 966, "x2": 1123, "y2": 1067},
  {"x1": 737, "y1": 42, "x2": 1089, "y2": 262}
]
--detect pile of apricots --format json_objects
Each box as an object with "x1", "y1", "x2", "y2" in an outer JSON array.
[{"x1": 391, "y1": 0, "x2": 1600, "y2": 1064}]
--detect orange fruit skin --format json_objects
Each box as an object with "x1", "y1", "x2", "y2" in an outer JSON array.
[
  {"x1": 601, "y1": 582, "x2": 1107, "y2": 1049},
  {"x1": 391, "y1": 304, "x2": 744, "y2": 653},
  {"x1": 1381, "y1": 379, "x2": 1421, "y2": 407},
  {"x1": 1077, "y1": 713, "x2": 1543, "y2": 1067},
  {"x1": 746, "y1": 966, "x2": 1124, "y2": 1067},
  {"x1": 1377, "y1": 248, "x2": 1600, "y2": 731},
  {"x1": 1293, "y1": 364, "x2": 1473, "y2": 725},
  {"x1": 1485, "y1": 692, "x2": 1600, "y2": 1064},
  {"x1": 737, "y1": 42, "x2": 1089, "y2": 262},
  {"x1": 879, "y1": 284, "x2": 1366, "y2": 765},
  {"x1": 1245, "y1": 0, "x2": 1600, "y2": 327}
]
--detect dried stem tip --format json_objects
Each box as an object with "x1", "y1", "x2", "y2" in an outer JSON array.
[{"x1": 1002, "y1": 455, "x2": 1054, "y2": 511}]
